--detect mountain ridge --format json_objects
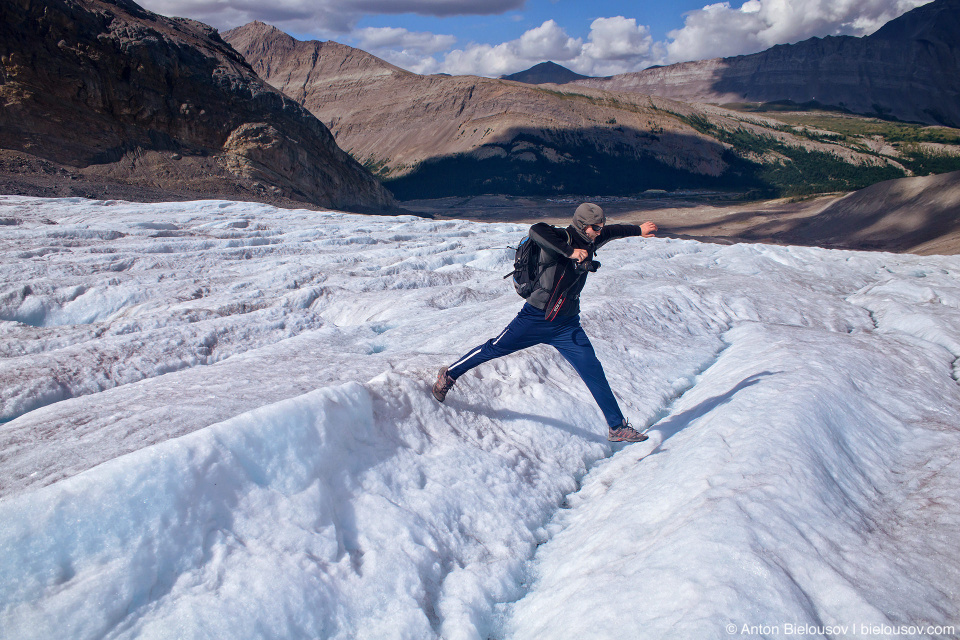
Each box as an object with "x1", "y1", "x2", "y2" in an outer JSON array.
[
  {"x1": 224, "y1": 23, "x2": 926, "y2": 200},
  {"x1": 222, "y1": 21, "x2": 415, "y2": 95}
]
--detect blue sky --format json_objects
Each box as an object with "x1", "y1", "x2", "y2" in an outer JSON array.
[
  {"x1": 352, "y1": 2, "x2": 708, "y2": 46},
  {"x1": 139, "y1": 0, "x2": 932, "y2": 77}
]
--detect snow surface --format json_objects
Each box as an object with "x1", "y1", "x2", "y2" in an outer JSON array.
[{"x1": 1, "y1": 195, "x2": 959, "y2": 639}]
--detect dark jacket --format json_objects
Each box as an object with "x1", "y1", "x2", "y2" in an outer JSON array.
[{"x1": 526, "y1": 222, "x2": 644, "y2": 318}]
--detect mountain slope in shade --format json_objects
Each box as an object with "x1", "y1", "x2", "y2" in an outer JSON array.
[
  {"x1": 0, "y1": 0, "x2": 394, "y2": 211},
  {"x1": 501, "y1": 62, "x2": 592, "y2": 85},
  {"x1": 223, "y1": 23, "x2": 911, "y2": 200},
  {"x1": 785, "y1": 169, "x2": 960, "y2": 253},
  {"x1": 574, "y1": 0, "x2": 960, "y2": 127}
]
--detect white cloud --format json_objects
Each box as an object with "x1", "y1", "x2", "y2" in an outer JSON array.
[
  {"x1": 665, "y1": 0, "x2": 933, "y2": 63},
  {"x1": 355, "y1": 27, "x2": 457, "y2": 55},
  {"x1": 438, "y1": 20, "x2": 581, "y2": 77},
  {"x1": 581, "y1": 16, "x2": 654, "y2": 61},
  {"x1": 440, "y1": 42, "x2": 525, "y2": 77},
  {"x1": 574, "y1": 16, "x2": 658, "y2": 76},
  {"x1": 515, "y1": 19, "x2": 582, "y2": 60},
  {"x1": 352, "y1": 27, "x2": 456, "y2": 75},
  {"x1": 372, "y1": 49, "x2": 446, "y2": 75}
]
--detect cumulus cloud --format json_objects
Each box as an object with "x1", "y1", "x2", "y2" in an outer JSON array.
[
  {"x1": 440, "y1": 42, "x2": 530, "y2": 77},
  {"x1": 440, "y1": 20, "x2": 582, "y2": 77},
  {"x1": 354, "y1": 27, "x2": 456, "y2": 74},
  {"x1": 575, "y1": 16, "x2": 659, "y2": 76},
  {"x1": 356, "y1": 27, "x2": 457, "y2": 55},
  {"x1": 582, "y1": 17, "x2": 654, "y2": 61},
  {"x1": 515, "y1": 19, "x2": 583, "y2": 60},
  {"x1": 371, "y1": 49, "x2": 446, "y2": 75},
  {"x1": 665, "y1": 0, "x2": 933, "y2": 63}
]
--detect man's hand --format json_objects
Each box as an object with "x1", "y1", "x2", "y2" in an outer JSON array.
[
  {"x1": 569, "y1": 248, "x2": 588, "y2": 262},
  {"x1": 640, "y1": 221, "x2": 658, "y2": 238}
]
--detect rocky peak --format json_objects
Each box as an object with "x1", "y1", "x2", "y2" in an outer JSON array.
[
  {"x1": 501, "y1": 62, "x2": 592, "y2": 85},
  {"x1": 870, "y1": 0, "x2": 959, "y2": 43}
]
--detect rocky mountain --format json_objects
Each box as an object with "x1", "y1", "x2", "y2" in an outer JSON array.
[
  {"x1": 0, "y1": 0, "x2": 394, "y2": 211},
  {"x1": 573, "y1": 0, "x2": 960, "y2": 127},
  {"x1": 501, "y1": 62, "x2": 591, "y2": 85},
  {"x1": 223, "y1": 22, "x2": 922, "y2": 200}
]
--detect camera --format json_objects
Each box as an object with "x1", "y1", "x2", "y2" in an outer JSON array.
[{"x1": 574, "y1": 259, "x2": 601, "y2": 273}]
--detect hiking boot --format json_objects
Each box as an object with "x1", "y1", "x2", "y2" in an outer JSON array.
[
  {"x1": 608, "y1": 420, "x2": 648, "y2": 443},
  {"x1": 432, "y1": 366, "x2": 456, "y2": 402}
]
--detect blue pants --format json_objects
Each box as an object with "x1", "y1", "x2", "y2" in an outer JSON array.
[{"x1": 447, "y1": 303, "x2": 625, "y2": 428}]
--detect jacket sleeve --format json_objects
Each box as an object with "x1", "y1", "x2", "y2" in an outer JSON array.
[
  {"x1": 529, "y1": 222, "x2": 574, "y2": 258},
  {"x1": 595, "y1": 224, "x2": 643, "y2": 249}
]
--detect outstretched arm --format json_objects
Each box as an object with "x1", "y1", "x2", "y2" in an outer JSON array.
[{"x1": 596, "y1": 221, "x2": 658, "y2": 247}]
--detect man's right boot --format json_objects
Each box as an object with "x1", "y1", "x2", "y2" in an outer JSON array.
[{"x1": 608, "y1": 420, "x2": 648, "y2": 442}]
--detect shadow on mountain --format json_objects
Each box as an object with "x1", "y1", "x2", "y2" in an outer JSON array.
[
  {"x1": 383, "y1": 124, "x2": 912, "y2": 201},
  {"x1": 383, "y1": 126, "x2": 761, "y2": 200}
]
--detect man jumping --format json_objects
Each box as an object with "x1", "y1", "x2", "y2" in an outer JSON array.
[{"x1": 432, "y1": 202, "x2": 658, "y2": 443}]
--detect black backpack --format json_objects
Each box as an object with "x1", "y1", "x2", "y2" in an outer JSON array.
[{"x1": 504, "y1": 229, "x2": 570, "y2": 298}]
